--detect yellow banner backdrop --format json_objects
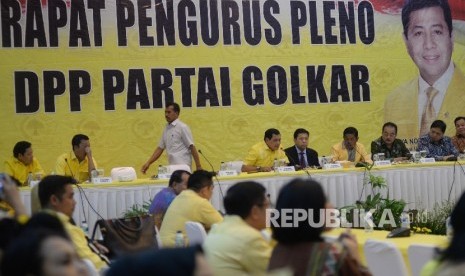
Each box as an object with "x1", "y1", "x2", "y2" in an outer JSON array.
[{"x1": 1, "y1": 0, "x2": 465, "y2": 176}]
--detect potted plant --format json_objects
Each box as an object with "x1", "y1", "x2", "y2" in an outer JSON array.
[{"x1": 341, "y1": 163, "x2": 406, "y2": 230}]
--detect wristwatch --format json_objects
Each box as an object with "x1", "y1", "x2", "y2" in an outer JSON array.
[{"x1": 256, "y1": 166, "x2": 261, "y2": 172}]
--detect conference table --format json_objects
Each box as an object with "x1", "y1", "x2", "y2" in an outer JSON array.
[{"x1": 19, "y1": 162, "x2": 465, "y2": 235}]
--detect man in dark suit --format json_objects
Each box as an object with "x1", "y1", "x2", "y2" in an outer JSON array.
[{"x1": 284, "y1": 129, "x2": 320, "y2": 169}]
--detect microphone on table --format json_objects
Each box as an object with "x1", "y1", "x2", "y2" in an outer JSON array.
[
  {"x1": 198, "y1": 149, "x2": 225, "y2": 200},
  {"x1": 64, "y1": 158, "x2": 78, "y2": 183},
  {"x1": 66, "y1": 158, "x2": 88, "y2": 226}
]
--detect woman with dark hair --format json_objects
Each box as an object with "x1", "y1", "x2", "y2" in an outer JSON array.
[
  {"x1": 268, "y1": 178, "x2": 371, "y2": 276},
  {"x1": 421, "y1": 190, "x2": 465, "y2": 275},
  {"x1": 1, "y1": 229, "x2": 89, "y2": 276}
]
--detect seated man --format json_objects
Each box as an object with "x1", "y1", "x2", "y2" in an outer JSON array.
[
  {"x1": 451, "y1": 116, "x2": 465, "y2": 153},
  {"x1": 159, "y1": 170, "x2": 223, "y2": 247},
  {"x1": 331, "y1": 127, "x2": 372, "y2": 164},
  {"x1": 38, "y1": 175, "x2": 109, "y2": 270},
  {"x1": 284, "y1": 128, "x2": 320, "y2": 169},
  {"x1": 242, "y1": 128, "x2": 289, "y2": 172},
  {"x1": 418, "y1": 120, "x2": 459, "y2": 161},
  {"x1": 148, "y1": 170, "x2": 191, "y2": 230},
  {"x1": 54, "y1": 134, "x2": 97, "y2": 183},
  {"x1": 4, "y1": 141, "x2": 44, "y2": 186},
  {"x1": 371, "y1": 122, "x2": 410, "y2": 162},
  {"x1": 203, "y1": 181, "x2": 272, "y2": 275}
]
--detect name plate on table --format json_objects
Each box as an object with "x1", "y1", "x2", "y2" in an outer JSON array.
[
  {"x1": 374, "y1": 160, "x2": 392, "y2": 166},
  {"x1": 420, "y1": 158, "x2": 436, "y2": 163},
  {"x1": 92, "y1": 177, "x2": 113, "y2": 184},
  {"x1": 277, "y1": 166, "x2": 296, "y2": 173},
  {"x1": 323, "y1": 163, "x2": 343, "y2": 170},
  {"x1": 218, "y1": 170, "x2": 238, "y2": 177},
  {"x1": 158, "y1": 173, "x2": 172, "y2": 180}
]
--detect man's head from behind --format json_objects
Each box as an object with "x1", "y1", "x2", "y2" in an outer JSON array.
[
  {"x1": 382, "y1": 122, "x2": 398, "y2": 146},
  {"x1": 402, "y1": 0, "x2": 454, "y2": 85},
  {"x1": 343, "y1": 127, "x2": 359, "y2": 150},
  {"x1": 13, "y1": 141, "x2": 33, "y2": 166},
  {"x1": 169, "y1": 170, "x2": 191, "y2": 195},
  {"x1": 224, "y1": 181, "x2": 268, "y2": 230},
  {"x1": 293, "y1": 128, "x2": 309, "y2": 151},
  {"x1": 187, "y1": 170, "x2": 214, "y2": 200},
  {"x1": 38, "y1": 175, "x2": 77, "y2": 218},
  {"x1": 264, "y1": 128, "x2": 281, "y2": 151}
]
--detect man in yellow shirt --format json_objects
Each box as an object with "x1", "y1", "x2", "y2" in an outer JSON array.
[
  {"x1": 331, "y1": 127, "x2": 372, "y2": 164},
  {"x1": 159, "y1": 170, "x2": 223, "y2": 247},
  {"x1": 4, "y1": 141, "x2": 44, "y2": 186},
  {"x1": 38, "y1": 175, "x2": 108, "y2": 270},
  {"x1": 242, "y1": 128, "x2": 289, "y2": 172},
  {"x1": 54, "y1": 134, "x2": 97, "y2": 183},
  {"x1": 204, "y1": 181, "x2": 272, "y2": 275}
]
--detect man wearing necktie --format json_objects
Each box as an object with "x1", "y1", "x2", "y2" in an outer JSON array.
[
  {"x1": 384, "y1": 0, "x2": 465, "y2": 151},
  {"x1": 284, "y1": 128, "x2": 320, "y2": 170}
]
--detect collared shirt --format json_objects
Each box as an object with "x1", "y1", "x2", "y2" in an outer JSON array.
[
  {"x1": 418, "y1": 61, "x2": 454, "y2": 128},
  {"x1": 53, "y1": 211, "x2": 108, "y2": 270},
  {"x1": 451, "y1": 134, "x2": 465, "y2": 153},
  {"x1": 54, "y1": 151, "x2": 97, "y2": 183},
  {"x1": 159, "y1": 119, "x2": 195, "y2": 166},
  {"x1": 417, "y1": 134, "x2": 459, "y2": 161},
  {"x1": 371, "y1": 137, "x2": 410, "y2": 160},
  {"x1": 148, "y1": 187, "x2": 177, "y2": 229},
  {"x1": 4, "y1": 157, "x2": 44, "y2": 186},
  {"x1": 331, "y1": 142, "x2": 372, "y2": 163},
  {"x1": 159, "y1": 189, "x2": 223, "y2": 247},
  {"x1": 204, "y1": 215, "x2": 272, "y2": 275},
  {"x1": 295, "y1": 146, "x2": 308, "y2": 167},
  {"x1": 243, "y1": 141, "x2": 289, "y2": 167}
]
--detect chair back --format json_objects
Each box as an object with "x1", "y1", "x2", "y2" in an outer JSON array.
[
  {"x1": 364, "y1": 239, "x2": 408, "y2": 276},
  {"x1": 408, "y1": 244, "x2": 438, "y2": 276},
  {"x1": 185, "y1": 221, "x2": 207, "y2": 245}
]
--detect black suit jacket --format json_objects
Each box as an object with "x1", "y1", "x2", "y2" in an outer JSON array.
[{"x1": 284, "y1": 146, "x2": 320, "y2": 168}]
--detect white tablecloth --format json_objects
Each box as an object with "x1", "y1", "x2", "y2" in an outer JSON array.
[{"x1": 20, "y1": 162, "x2": 465, "y2": 234}]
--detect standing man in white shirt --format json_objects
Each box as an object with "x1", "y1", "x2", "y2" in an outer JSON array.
[{"x1": 142, "y1": 102, "x2": 202, "y2": 173}]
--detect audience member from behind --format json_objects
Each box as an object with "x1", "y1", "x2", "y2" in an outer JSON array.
[
  {"x1": 54, "y1": 134, "x2": 97, "y2": 183},
  {"x1": 149, "y1": 170, "x2": 191, "y2": 229},
  {"x1": 417, "y1": 120, "x2": 459, "y2": 161},
  {"x1": 106, "y1": 245, "x2": 212, "y2": 276},
  {"x1": 159, "y1": 170, "x2": 223, "y2": 247},
  {"x1": 204, "y1": 181, "x2": 272, "y2": 275},
  {"x1": 371, "y1": 122, "x2": 410, "y2": 162},
  {"x1": 451, "y1": 116, "x2": 465, "y2": 153},
  {"x1": 331, "y1": 127, "x2": 372, "y2": 164},
  {"x1": 421, "y1": 190, "x2": 465, "y2": 275},
  {"x1": 38, "y1": 175, "x2": 108, "y2": 270},
  {"x1": 4, "y1": 141, "x2": 44, "y2": 186},
  {"x1": 268, "y1": 179, "x2": 371, "y2": 276},
  {"x1": 242, "y1": 128, "x2": 289, "y2": 172},
  {"x1": 284, "y1": 128, "x2": 320, "y2": 169},
  {"x1": 1, "y1": 229, "x2": 89, "y2": 276}
]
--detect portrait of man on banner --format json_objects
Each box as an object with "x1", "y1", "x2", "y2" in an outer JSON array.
[{"x1": 384, "y1": 0, "x2": 465, "y2": 150}]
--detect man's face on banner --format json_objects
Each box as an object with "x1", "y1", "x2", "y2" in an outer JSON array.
[{"x1": 404, "y1": 6, "x2": 454, "y2": 85}]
